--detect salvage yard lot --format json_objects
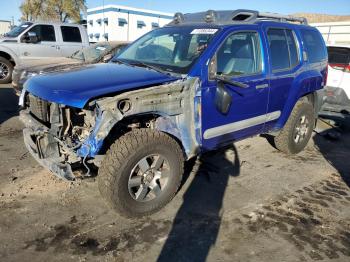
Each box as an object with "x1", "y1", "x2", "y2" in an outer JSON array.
[{"x1": 0, "y1": 83, "x2": 349, "y2": 262}]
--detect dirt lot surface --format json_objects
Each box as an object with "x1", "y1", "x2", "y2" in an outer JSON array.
[{"x1": 0, "y1": 84, "x2": 349, "y2": 262}]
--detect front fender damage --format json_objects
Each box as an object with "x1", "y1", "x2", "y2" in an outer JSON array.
[{"x1": 78, "y1": 77, "x2": 202, "y2": 160}]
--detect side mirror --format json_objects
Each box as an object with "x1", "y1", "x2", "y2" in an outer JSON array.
[
  {"x1": 215, "y1": 81, "x2": 232, "y2": 114},
  {"x1": 103, "y1": 53, "x2": 113, "y2": 63},
  {"x1": 23, "y1": 31, "x2": 39, "y2": 44}
]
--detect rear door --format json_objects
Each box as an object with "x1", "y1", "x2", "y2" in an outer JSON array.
[
  {"x1": 263, "y1": 27, "x2": 301, "y2": 131},
  {"x1": 19, "y1": 24, "x2": 60, "y2": 61},
  {"x1": 58, "y1": 25, "x2": 84, "y2": 57}
]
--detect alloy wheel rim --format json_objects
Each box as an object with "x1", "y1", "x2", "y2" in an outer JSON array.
[
  {"x1": 294, "y1": 115, "x2": 310, "y2": 144},
  {"x1": 0, "y1": 62, "x2": 9, "y2": 80},
  {"x1": 128, "y1": 154, "x2": 170, "y2": 202}
]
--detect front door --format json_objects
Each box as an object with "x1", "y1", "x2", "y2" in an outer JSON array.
[
  {"x1": 19, "y1": 24, "x2": 60, "y2": 61},
  {"x1": 201, "y1": 30, "x2": 271, "y2": 150}
]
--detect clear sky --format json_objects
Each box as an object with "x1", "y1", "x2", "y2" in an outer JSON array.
[{"x1": 1, "y1": 0, "x2": 350, "y2": 24}]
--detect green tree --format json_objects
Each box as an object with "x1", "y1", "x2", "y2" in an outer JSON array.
[
  {"x1": 20, "y1": 0, "x2": 45, "y2": 21},
  {"x1": 20, "y1": 0, "x2": 86, "y2": 23},
  {"x1": 46, "y1": 0, "x2": 87, "y2": 22}
]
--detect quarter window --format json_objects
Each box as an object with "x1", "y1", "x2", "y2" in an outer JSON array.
[
  {"x1": 267, "y1": 28, "x2": 299, "y2": 71},
  {"x1": 61, "y1": 26, "x2": 82, "y2": 43},
  {"x1": 28, "y1": 25, "x2": 56, "y2": 42},
  {"x1": 301, "y1": 30, "x2": 327, "y2": 63},
  {"x1": 216, "y1": 31, "x2": 262, "y2": 76}
]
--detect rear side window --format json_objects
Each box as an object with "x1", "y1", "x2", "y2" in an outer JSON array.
[
  {"x1": 301, "y1": 30, "x2": 327, "y2": 63},
  {"x1": 61, "y1": 26, "x2": 82, "y2": 43},
  {"x1": 267, "y1": 28, "x2": 299, "y2": 71},
  {"x1": 28, "y1": 25, "x2": 55, "y2": 42},
  {"x1": 327, "y1": 47, "x2": 350, "y2": 65}
]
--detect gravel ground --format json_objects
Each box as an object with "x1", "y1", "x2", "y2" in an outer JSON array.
[{"x1": 0, "y1": 84, "x2": 349, "y2": 262}]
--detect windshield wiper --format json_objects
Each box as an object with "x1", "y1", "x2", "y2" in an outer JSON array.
[
  {"x1": 113, "y1": 59, "x2": 175, "y2": 77},
  {"x1": 129, "y1": 61, "x2": 173, "y2": 76}
]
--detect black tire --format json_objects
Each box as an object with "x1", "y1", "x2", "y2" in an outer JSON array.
[
  {"x1": 0, "y1": 57, "x2": 13, "y2": 84},
  {"x1": 98, "y1": 129, "x2": 184, "y2": 218},
  {"x1": 274, "y1": 100, "x2": 315, "y2": 154}
]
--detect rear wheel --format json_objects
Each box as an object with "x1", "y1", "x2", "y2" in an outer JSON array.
[
  {"x1": 274, "y1": 100, "x2": 315, "y2": 154},
  {"x1": 98, "y1": 129, "x2": 184, "y2": 217},
  {"x1": 0, "y1": 57, "x2": 13, "y2": 84}
]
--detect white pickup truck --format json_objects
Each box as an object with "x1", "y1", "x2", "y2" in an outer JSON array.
[{"x1": 0, "y1": 21, "x2": 89, "y2": 84}]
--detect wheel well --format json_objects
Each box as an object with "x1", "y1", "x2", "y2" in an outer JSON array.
[
  {"x1": 0, "y1": 51, "x2": 15, "y2": 66},
  {"x1": 99, "y1": 113, "x2": 186, "y2": 156}
]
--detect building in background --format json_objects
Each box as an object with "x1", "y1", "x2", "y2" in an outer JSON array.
[
  {"x1": 0, "y1": 20, "x2": 11, "y2": 36},
  {"x1": 87, "y1": 5, "x2": 173, "y2": 42},
  {"x1": 312, "y1": 21, "x2": 350, "y2": 44}
]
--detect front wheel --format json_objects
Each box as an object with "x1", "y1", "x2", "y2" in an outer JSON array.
[
  {"x1": 98, "y1": 129, "x2": 184, "y2": 218},
  {"x1": 0, "y1": 57, "x2": 13, "y2": 84},
  {"x1": 274, "y1": 100, "x2": 315, "y2": 154}
]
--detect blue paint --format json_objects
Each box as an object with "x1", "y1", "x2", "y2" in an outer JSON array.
[
  {"x1": 24, "y1": 63, "x2": 178, "y2": 108},
  {"x1": 77, "y1": 108, "x2": 105, "y2": 157},
  {"x1": 25, "y1": 20, "x2": 327, "y2": 158},
  {"x1": 184, "y1": 22, "x2": 327, "y2": 152}
]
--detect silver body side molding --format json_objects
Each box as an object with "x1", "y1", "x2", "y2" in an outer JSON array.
[{"x1": 203, "y1": 111, "x2": 281, "y2": 140}]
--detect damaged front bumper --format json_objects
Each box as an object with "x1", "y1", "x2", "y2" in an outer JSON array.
[{"x1": 20, "y1": 111, "x2": 76, "y2": 181}]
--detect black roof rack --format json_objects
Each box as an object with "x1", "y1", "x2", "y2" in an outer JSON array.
[{"x1": 167, "y1": 9, "x2": 308, "y2": 26}]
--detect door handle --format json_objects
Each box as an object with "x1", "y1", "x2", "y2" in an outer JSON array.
[{"x1": 256, "y1": 84, "x2": 269, "y2": 89}]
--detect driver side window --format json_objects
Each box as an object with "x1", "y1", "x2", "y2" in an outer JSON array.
[
  {"x1": 217, "y1": 31, "x2": 262, "y2": 77},
  {"x1": 27, "y1": 25, "x2": 56, "y2": 42}
]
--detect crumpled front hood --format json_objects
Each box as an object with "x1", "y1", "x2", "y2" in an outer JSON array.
[{"x1": 25, "y1": 63, "x2": 179, "y2": 108}]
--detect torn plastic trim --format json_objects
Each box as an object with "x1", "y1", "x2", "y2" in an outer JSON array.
[{"x1": 77, "y1": 106, "x2": 122, "y2": 157}]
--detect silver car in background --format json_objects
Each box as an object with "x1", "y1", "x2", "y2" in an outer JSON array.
[{"x1": 12, "y1": 41, "x2": 129, "y2": 95}]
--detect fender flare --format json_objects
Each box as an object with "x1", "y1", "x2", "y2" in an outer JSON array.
[
  {"x1": 0, "y1": 45, "x2": 19, "y2": 65},
  {"x1": 275, "y1": 69, "x2": 324, "y2": 129}
]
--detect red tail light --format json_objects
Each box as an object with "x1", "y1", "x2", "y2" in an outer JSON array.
[{"x1": 329, "y1": 63, "x2": 350, "y2": 72}]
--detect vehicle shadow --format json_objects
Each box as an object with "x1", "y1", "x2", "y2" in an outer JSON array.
[
  {"x1": 313, "y1": 118, "x2": 350, "y2": 187},
  {"x1": 0, "y1": 87, "x2": 19, "y2": 125},
  {"x1": 157, "y1": 144, "x2": 241, "y2": 262}
]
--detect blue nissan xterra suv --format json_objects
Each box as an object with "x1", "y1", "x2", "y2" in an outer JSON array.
[{"x1": 19, "y1": 10, "x2": 328, "y2": 217}]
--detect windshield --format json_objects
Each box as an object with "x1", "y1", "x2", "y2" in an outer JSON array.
[
  {"x1": 71, "y1": 42, "x2": 113, "y2": 63},
  {"x1": 4, "y1": 22, "x2": 33, "y2": 37},
  {"x1": 116, "y1": 27, "x2": 219, "y2": 74}
]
